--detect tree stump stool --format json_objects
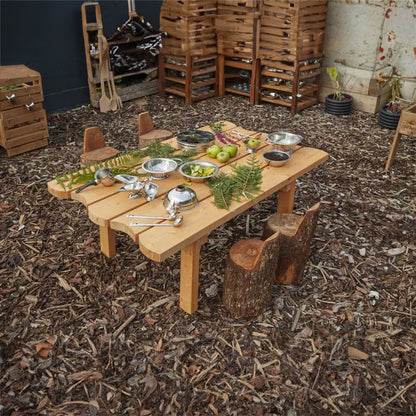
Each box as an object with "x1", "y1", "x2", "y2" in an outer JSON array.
[
  {"x1": 223, "y1": 231, "x2": 280, "y2": 318},
  {"x1": 80, "y1": 126, "x2": 119, "y2": 167},
  {"x1": 138, "y1": 112, "x2": 173, "y2": 148},
  {"x1": 262, "y1": 202, "x2": 321, "y2": 285}
]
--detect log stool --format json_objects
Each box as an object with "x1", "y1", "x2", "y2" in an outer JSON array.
[
  {"x1": 80, "y1": 127, "x2": 119, "y2": 167},
  {"x1": 223, "y1": 231, "x2": 280, "y2": 318},
  {"x1": 262, "y1": 202, "x2": 321, "y2": 285},
  {"x1": 138, "y1": 112, "x2": 173, "y2": 148}
]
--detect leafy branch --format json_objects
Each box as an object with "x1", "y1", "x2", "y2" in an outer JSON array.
[{"x1": 207, "y1": 155, "x2": 262, "y2": 209}]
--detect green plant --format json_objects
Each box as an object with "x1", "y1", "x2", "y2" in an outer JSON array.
[
  {"x1": 378, "y1": 73, "x2": 404, "y2": 113},
  {"x1": 207, "y1": 155, "x2": 262, "y2": 209},
  {"x1": 326, "y1": 66, "x2": 344, "y2": 100}
]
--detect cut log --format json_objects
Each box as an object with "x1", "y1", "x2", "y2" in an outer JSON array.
[
  {"x1": 262, "y1": 202, "x2": 321, "y2": 285},
  {"x1": 138, "y1": 112, "x2": 173, "y2": 148},
  {"x1": 223, "y1": 231, "x2": 280, "y2": 318}
]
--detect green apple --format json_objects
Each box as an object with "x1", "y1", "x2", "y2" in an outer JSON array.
[
  {"x1": 247, "y1": 138, "x2": 261, "y2": 148},
  {"x1": 206, "y1": 145, "x2": 221, "y2": 158},
  {"x1": 216, "y1": 151, "x2": 230, "y2": 163},
  {"x1": 221, "y1": 144, "x2": 238, "y2": 158}
]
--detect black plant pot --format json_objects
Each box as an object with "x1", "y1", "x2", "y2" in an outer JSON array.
[
  {"x1": 325, "y1": 94, "x2": 353, "y2": 115},
  {"x1": 378, "y1": 105, "x2": 401, "y2": 129}
]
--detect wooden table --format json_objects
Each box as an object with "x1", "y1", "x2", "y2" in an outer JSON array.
[{"x1": 47, "y1": 122, "x2": 328, "y2": 314}]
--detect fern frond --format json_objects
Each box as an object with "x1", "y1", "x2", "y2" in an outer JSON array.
[
  {"x1": 231, "y1": 155, "x2": 262, "y2": 202},
  {"x1": 207, "y1": 172, "x2": 235, "y2": 210}
]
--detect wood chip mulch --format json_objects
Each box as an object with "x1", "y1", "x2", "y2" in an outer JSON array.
[{"x1": 0, "y1": 95, "x2": 415, "y2": 416}]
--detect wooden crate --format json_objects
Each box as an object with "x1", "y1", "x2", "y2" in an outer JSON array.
[
  {"x1": 216, "y1": 0, "x2": 260, "y2": 60},
  {"x1": 258, "y1": 0, "x2": 328, "y2": 114},
  {"x1": 217, "y1": 55, "x2": 260, "y2": 104},
  {"x1": 159, "y1": 52, "x2": 217, "y2": 104},
  {"x1": 161, "y1": 0, "x2": 217, "y2": 17},
  {"x1": 0, "y1": 65, "x2": 48, "y2": 157}
]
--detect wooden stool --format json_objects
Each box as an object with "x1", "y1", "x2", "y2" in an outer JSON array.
[
  {"x1": 223, "y1": 231, "x2": 280, "y2": 318},
  {"x1": 384, "y1": 103, "x2": 416, "y2": 171},
  {"x1": 80, "y1": 127, "x2": 119, "y2": 167},
  {"x1": 138, "y1": 112, "x2": 173, "y2": 148},
  {"x1": 262, "y1": 203, "x2": 321, "y2": 285}
]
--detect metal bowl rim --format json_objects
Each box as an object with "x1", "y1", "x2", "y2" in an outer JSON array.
[
  {"x1": 266, "y1": 131, "x2": 303, "y2": 145},
  {"x1": 179, "y1": 161, "x2": 219, "y2": 180},
  {"x1": 141, "y1": 158, "x2": 178, "y2": 174}
]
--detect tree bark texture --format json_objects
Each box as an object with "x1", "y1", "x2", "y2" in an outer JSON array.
[
  {"x1": 262, "y1": 202, "x2": 321, "y2": 285},
  {"x1": 223, "y1": 233, "x2": 280, "y2": 318}
]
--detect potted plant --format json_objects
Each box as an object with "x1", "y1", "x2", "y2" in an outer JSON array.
[
  {"x1": 325, "y1": 66, "x2": 353, "y2": 115},
  {"x1": 377, "y1": 73, "x2": 403, "y2": 129}
]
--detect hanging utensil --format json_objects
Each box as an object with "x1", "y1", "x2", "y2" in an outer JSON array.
[
  {"x1": 130, "y1": 216, "x2": 184, "y2": 227},
  {"x1": 98, "y1": 36, "x2": 112, "y2": 113},
  {"x1": 75, "y1": 167, "x2": 115, "y2": 193}
]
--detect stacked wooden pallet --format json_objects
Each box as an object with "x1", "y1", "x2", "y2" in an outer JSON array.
[
  {"x1": 0, "y1": 65, "x2": 48, "y2": 157},
  {"x1": 216, "y1": 0, "x2": 260, "y2": 103},
  {"x1": 159, "y1": 0, "x2": 218, "y2": 104},
  {"x1": 259, "y1": 0, "x2": 328, "y2": 114}
]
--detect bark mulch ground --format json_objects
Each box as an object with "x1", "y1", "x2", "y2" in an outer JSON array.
[{"x1": 0, "y1": 95, "x2": 415, "y2": 416}]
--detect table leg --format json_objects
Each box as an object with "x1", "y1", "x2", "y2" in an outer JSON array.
[
  {"x1": 277, "y1": 181, "x2": 296, "y2": 213},
  {"x1": 180, "y1": 237, "x2": 204, "y2": 314},
  {"x1": 99, "y1": 225, "x2": 116, "y2": 258}
]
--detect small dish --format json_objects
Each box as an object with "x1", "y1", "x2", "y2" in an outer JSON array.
[
  {"x1": 179, "y1": 161, "x2": 219, "y2": 183},
  {"x1": 265, "y1": 131, "x2": 303, "y2": 153},
  {"x1": 262, "y1": 150, "x2": 290, "y2": 167}
]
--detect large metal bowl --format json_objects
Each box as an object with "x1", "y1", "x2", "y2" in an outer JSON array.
[
  {"x1": 163, "y1": 185, "x2": 199, "y2": 212},
  {"x1": 265, "y1": 131, "x2": 303, "y2": 153},
  {"x1": 179, "y1": 160, "x2": 219, "y2": 183},
  {"x1": 140, "y1": 158, "x2": 178, "y2": 180},
  {"x1": 176, "y1": 130, "x2": 215, "y2": 152}
]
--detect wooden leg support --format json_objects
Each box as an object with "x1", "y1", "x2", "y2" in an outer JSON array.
[
  {"x1": 180, "y1": 237, "x2": 204, "y2": 314},
  {"x1": 384, "y1": 131, "x2": 402, "y2": 171},
  {"x1": 99, "y1": 226, "x2": 116, "y2": 258},
  {"x1": 277, "y1": 182, "x2": 296, "y2": 213}
]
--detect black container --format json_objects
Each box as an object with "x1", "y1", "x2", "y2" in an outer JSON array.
[
  {"x1": 378, "y1": 105, "x2": 401, "y2": 129},
  {"x1": 325, "y1": 94, "x2": 353, "y2": 115}
]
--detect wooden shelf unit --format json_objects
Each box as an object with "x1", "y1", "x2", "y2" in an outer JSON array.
[
  {"x1": 0, "y1": 65, "x2": 48, "y2": 157},
  {"x1": 81, "y1": 2, "x2": 158, "y2": 108},
  {"x1": 259, "y1": 0, "x2": 328, "y2": 114},
  {"x1": 217, "y1": 55, "x2": 260, "y2": 104},
  {"x1": 159, "y1": 53, "x2": 217, "y2": 104},
  {"x1": 159, "y1": 0, "x2": 218, "y2": 104}
]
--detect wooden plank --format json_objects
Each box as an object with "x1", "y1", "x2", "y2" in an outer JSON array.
[
  {"x1": 3, "y1": 117, "x2": 47, "y2": 139},
  {"x1": 6, "y1": 138, "x2": 48, "y2": 157},
  {"x1": 5, "y1": 129, "x2": 48, "y2": 149}
]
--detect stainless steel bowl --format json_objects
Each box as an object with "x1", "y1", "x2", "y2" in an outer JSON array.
[
  {"x1": 140, "y1": 158, "x2": 178, "y2": 180},
  {"x1": 179, "y1": 161, "x2": 219, "y2": 183},
  {"x1": 176, "y1": 130, "x2": 216, "y2": 152},
  {"x1": 262, "y1": 150, "x2": 290, "y2": 167},
  {"x1": 163, "y1": 185, "x2": 199, "y2": 212},
  {"x1": 265, "y1": 132, "x2": 303, "y2": 153}
]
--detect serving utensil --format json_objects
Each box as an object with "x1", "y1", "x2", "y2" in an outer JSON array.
[
  {"x1": 75, "y1": 167, "x2": 115, "y2": 193},
  {"x1": 126, "y1": 208, "x2": 178, "y2": 221},
  {"x1": 130, "y1": 216, "x2": 183, "y2": 227}
]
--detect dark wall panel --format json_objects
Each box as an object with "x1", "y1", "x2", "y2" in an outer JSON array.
[{"x1": 0, "y1": 0, "x2": 162, "y2": 113}]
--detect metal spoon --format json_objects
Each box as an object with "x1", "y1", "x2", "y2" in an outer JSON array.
[
  {"x1": 75, "y1": 167, "x2": 115, "y2": 193},
  {"x1": 130, "y1": 216, "x2": 183, "y2": 227},
  {"x1": 126, "y1": 209, "x2": 178, "y2": 221}
]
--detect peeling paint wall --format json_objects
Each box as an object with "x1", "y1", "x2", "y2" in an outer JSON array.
[{"x1": 322, "y1": 0, "x2": 416, "y2": 103}]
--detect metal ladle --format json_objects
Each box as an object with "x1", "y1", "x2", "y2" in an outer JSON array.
[
  {"x1": 75, "y1": 167, "x2": 115, "y2": 193},
  {"x1": 126, "y1": 209, "x2": 178, "y2": 221},
  {"x1": 130, "y1": 216, "x2": 183, "y2": 227}
]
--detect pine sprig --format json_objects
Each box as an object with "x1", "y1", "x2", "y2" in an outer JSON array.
[{"x1": 207, "y1": 155, "x2": 263, "y2": 209}]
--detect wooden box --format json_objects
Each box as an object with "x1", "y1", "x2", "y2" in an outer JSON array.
[{"x1": 0, "y1": 65, "x2": 48, "y2": 157}]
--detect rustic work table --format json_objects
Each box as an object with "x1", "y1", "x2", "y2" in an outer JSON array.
[{"x1": 47, "y1": 121, "x2": 328, "y2": 314}]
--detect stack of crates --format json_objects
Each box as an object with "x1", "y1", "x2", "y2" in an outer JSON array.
[
  {"x1": 216, "y1": 0, "x2": 261, "y2": 104},
  {"x1": 259, "y1": 0, "x2": 328, "y2": 114},
  {"x1": 159, "y1": 0, "x2": 218, "y2": 104},
  {"x1": 0, "y1": 65, "x2": 48, "y2": 157}
]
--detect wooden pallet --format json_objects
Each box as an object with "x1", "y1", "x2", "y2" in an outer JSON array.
[
  {"x1": 159, "y1": 52, "x2": 217, "y2": 104},
  {"x1": 161, "y1": 0, "x2": 217, "y2": 17},
  {"x1": 0, "y1": 65, "x2": 48, "y2": 157}
]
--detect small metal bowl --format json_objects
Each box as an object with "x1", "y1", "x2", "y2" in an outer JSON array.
[
  {"x1": 262, "y1": 150, "x2": 291, "y2": 167},
  {"x1": 163, "y1": 185, "x2": 199, "y2": 212},
  {"x1": 179, "y1": 161, "x2": 219, "y2": 183},
  {"x1": 265, "y1": 131, "x2": 303, "y2": 153},
  {"x1": 140, "y1": 158, "x2": 178, "y2": 180},
  {"x1": 176, "y1": 130, "x2": 216, "y2": 153}
]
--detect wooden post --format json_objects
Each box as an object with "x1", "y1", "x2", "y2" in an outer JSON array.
[
  {"x1": 217, "y1": 54, "x2": 225, "y2": 97},
  {"x1": 277, "y1": 182, "x2": 296, "y2": 213},
  {"x1": 158, "y1": 52, "x2": 166, "y2": 97},
  {"x1": 180, "y1": 238, "x2": 203, "y2": 314},
  {"x1": 99, "y1": 226, "x2": 116, "y2": 258}
]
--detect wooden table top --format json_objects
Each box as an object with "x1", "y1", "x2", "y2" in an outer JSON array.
[{"x1": 48, "y1": 121, "x2": 328, "y2": 262}]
